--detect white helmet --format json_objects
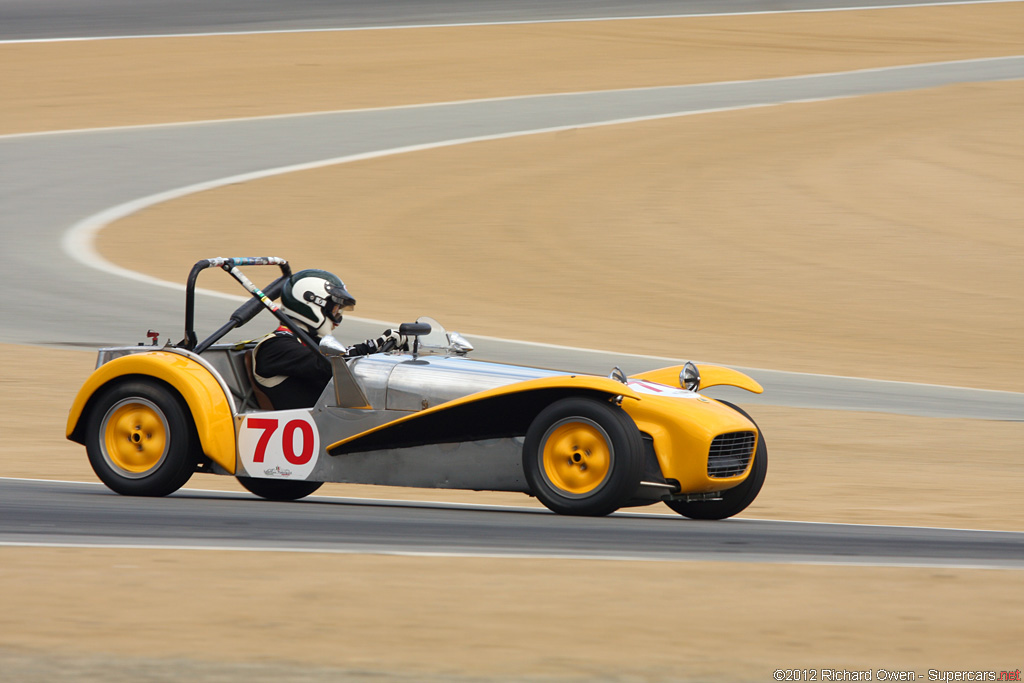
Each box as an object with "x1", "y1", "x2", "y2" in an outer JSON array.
[{"x1": 280, "y1": 269, "x2": 355, "y2": 336}]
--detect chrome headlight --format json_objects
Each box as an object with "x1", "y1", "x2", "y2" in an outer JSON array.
[
  {"x1": 607, "y1": 366, "x2": 627, "y2": 384},
  {"x1": 680, "y1": 361, "x2": 701, "y2": 392},
  {"x1": 447, "y1": 331, "x2": 474, "y2": 355}
]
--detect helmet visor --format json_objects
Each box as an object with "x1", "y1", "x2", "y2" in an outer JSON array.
[{"x1": 324, "y1": 281, "x2": 355, "y2": 324}]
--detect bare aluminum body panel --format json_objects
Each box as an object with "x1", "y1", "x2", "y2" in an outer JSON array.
[
  {"x1": 310, "y1": 402, "x2": 528, "y2": 491},
  {"x1": 295, "y1": 354, "x2": 567, "y2": 492},
  {"x1": 349, "y1": 353, "x2": 568, "y2": 412}
]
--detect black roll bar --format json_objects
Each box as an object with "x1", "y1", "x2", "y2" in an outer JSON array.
[{"x1": 181, "y1": 257, "x2": 325, "y2": 354}]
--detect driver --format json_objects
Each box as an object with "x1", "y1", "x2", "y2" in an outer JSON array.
[{"x1": 251, "y1": 268, "x2": 405, "y2": 410}]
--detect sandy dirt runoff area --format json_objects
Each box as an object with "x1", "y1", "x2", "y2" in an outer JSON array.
[{"x1": 3, "y1": 3, "x2": 1024, "y2": 681}]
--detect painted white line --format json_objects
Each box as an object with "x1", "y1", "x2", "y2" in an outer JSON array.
[
  {"x1": 5, "y1": 55, "x2": 1022, "y2": 141},
  {"x1": 2, "y1": 0, "x2": 1020, "y2": 44}
]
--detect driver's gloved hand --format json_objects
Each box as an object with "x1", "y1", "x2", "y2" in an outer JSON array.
[
  {"x1": 378, "y1": 329, "x2": 409, "y2": 352},
  {"x1": 347, "y1": 329, "x2": 409, "y2": 356},
  {"x1": 367, "y1": 329, "x2": 408, "y2": 353}
]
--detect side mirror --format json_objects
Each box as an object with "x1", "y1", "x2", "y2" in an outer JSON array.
[
  {"x1": 319, "y1": 335, "x2": 348, "y2": 358},
  {"x1": 398, "y1": 322, "x2": 432, "y2": 356},
  {"x1": 399, "y1": 322, "x2": 432, "y2": 338}
]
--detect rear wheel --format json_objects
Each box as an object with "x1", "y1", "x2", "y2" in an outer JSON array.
[
  {"x1": 237, "y1": 477, "x2": 323, "y2": 501},
  {"x1": 523, "y1": 397, "x2": 643, "y2": 516},
  {"x1": 666, "y1": 400, "x2": 767, "y2": 520},
  {"x1": 85, "y1": 379, "x2": 198, "y2": 496}
]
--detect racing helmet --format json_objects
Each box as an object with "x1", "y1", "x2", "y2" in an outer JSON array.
[{"x1": 280, "y1": 269, "x2": 355, "y2": 336}]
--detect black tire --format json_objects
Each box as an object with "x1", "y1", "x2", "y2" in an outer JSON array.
[
  {"x1": 237, "y1": 477, "x2": 323, "y2": 501},
  {"x1": 523, "y1": 397, "x2": 644, "y2": 517},
  {"x1": 85, "y1": 379, "x2": 198, "y2": 496},
  {"x1": 665, "y1": 400, "x2": 767, "y2": 520}
]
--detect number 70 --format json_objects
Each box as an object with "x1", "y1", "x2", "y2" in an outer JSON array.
[{"x1": 245, "y1": 417, "x2": 316, "y2": 465}]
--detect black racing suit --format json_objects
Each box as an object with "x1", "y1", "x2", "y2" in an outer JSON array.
[
  {"x1": 252, "y1": 327, "x2": 380, "y2": 410},
  {"x1": 252, "y1": 328, "x2": 332, "y2": 410}
]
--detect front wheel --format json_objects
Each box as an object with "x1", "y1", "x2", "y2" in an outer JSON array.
[
  {"x1": 523, "y1": 397, "x2": 644, "y2": 517},
  {"x1": 237, "y1": 477, "x2": 323, "y2": 501},
  {"x1": 665, "y1": 400, "x2": 767, "y2": 520},
  {"x1": 85, "y1": 379, "x2": 198, "y2": 496}
]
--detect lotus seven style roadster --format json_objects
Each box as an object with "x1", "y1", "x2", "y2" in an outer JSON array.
[{"x1": 67, "y1": 258, "x2": 767, "y2": 518}]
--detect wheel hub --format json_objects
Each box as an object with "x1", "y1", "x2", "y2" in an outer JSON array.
[
  {"x1": 101, "y1": 398, "x2": 169, "y2": 477},
  {"x1": 541, "y1": 419, "x2": 613, "y2": 496}
]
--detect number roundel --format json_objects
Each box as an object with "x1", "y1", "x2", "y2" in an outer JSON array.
[{"x1": 238, "y1": 411, "x2": 321, "y2": 480}]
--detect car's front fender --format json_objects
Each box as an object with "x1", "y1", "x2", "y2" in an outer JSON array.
[{"x1": 66, "y1": 351, "x2": 237, "y2": 474}]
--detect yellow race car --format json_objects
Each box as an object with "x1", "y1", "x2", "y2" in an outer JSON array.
[{"x1": 67, "y1": 257, "x2": 767, "y2": 518}]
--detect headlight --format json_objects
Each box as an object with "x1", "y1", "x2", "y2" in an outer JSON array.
[
  {"x1": 607, "y1": 366, "x2": 627, "y2": 384},
  {"x1": 680, "y1": 361, "x2": 701, "y2": 392},
  {"x1": 447, "y1": 331, "x2": 474, "y2": 355}
]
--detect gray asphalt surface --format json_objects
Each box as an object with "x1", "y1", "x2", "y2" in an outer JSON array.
[
  {"x1": 0, "y1": 0, "x2": 1010, "y2": 40},
  {"x1": 5, "y1": 479, "x2": 1023, "y2": 568}
]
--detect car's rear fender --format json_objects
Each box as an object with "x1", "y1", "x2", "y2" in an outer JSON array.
[
  {"x1": 66, "y1": 350, "x2": 237, "y2": 474},
  {"x1": 630, "y1": 364, "x2": 763, "y2": 394}
]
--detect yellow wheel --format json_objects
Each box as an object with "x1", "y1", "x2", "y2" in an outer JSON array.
[
  {"x1": 540, "y1": 418, "x2": 613, "y2": 496},
  {"x1": 101, "y1": 398, "x2": 169, "y2": 477},
  {"x1": 86, "y1": 380, "x2": 198, "y2": 496},
  {"x1": 523, "y1": 397, "x2": 643, "y2": 516}
]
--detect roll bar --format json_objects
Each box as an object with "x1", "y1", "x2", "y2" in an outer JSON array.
[{"x1": 179, "y1": 257, "x2": 322, "y2": 354}]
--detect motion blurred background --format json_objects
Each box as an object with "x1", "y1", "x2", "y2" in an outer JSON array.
[{"x1": 1, "y1": 1, "x2": 1022, "y2": 680}]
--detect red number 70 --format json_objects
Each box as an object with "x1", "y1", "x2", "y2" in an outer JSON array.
[{"x1": 245, "y1": 417, "x2": 315, "y2": 465}]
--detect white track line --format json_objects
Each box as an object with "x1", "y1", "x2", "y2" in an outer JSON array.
[{"x1": 2, "y1": 0, "x2": 1020, "y2": 44}]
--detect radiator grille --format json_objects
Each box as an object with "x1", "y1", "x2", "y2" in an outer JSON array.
[{"x1": 708, "y1": 431, "x2": 757, "y2": 478}]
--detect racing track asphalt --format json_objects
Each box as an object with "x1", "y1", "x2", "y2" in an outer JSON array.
[
  {"x1": 1, "y1": 0, "x2": 1022, "y2": 563},
  {"x1": 4, "y1": 479, "x2": 1024, "y2": 568}
]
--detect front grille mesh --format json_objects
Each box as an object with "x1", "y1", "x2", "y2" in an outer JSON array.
[{"x1": 708, "y1": 431, "x2": 757, "y2": 478}]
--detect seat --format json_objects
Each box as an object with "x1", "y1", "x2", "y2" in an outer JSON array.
[{"x1": 243, "y1": 350, "x2": 276, "y2": 411}]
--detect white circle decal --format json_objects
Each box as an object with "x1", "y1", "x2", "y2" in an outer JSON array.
[{"x1": 238, "y1": 410, "x2": 321, "y2": 480}]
